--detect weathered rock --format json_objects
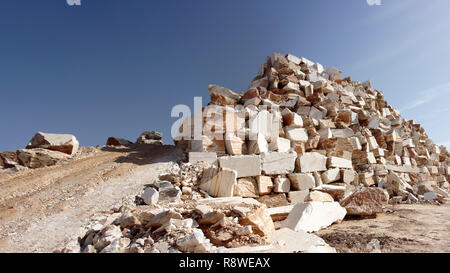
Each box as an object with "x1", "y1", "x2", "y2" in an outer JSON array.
[
  {"x1": 313, "y1": 184, "x2": 346, "y2": 200},
  {"x1": 282, "y1": 202, "x2": 346, "y2": 232},
  {"x1": 208, "y1": 84, "x2": 241, "y2": 106},
  {"x1": 17, "y1": 148, "x2": 70, "y2": 168},
  {"x1": 136, "y1": 131, "x2": 163, "y2": 145},
  {"x1": 339, "y1": 187, "x2": 389, "y2": 216},
  {"x1": 106, "y1": 137, "x2": 132, "y2": 146},
  {"x1": 26, "y1": 132, "x2": 79, "y2": 155},
  {"x1": 0, "y1": 151, "x2": 19, "y2": 168}
]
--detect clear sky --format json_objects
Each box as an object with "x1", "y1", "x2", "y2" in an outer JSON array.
[{"x1": 1, "y1": 0, "x2": 449, "y2": 151}]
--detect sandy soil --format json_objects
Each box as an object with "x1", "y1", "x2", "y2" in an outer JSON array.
[
  {"x1": 316, "y1": 199, "x2": 450, "y2": 253},
  {"x1": 0, "y1": 144, "x2": 184, "y2": 253}
]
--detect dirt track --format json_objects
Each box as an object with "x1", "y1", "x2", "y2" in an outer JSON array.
[{"x1": 0, "y1": 145, "x2": 184, "y2": 253}]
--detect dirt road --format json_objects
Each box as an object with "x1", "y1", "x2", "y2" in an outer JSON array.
[
  {"x1": 317, "y1": 199, "x2": 450, "y2": 253},
  {"x1": 0, "y1": 144, "x2": 184, "y2": 253}
]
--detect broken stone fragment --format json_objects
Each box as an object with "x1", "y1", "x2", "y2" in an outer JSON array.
[
  {"x1": 282, "y1": 201, "x2": 346, "y2": 233},
  {"x1": 238, "y1": 207, "x2": 275, "y2": 237},
  {"x1": 141, "y1": 187, "x2": 159, "y2": 205},
  {"x1": 234, "y1": 177, "x2": 259, "y2": 198},
  {"x1": 339, "y1": 187, "x2": 389, "y2": 216},
  {"x1": 176, "y1": 229, "x2": 212, "y2": 253},
  {"x1": 146, "y1": 210, "x2": 183, "y2": 228},
  {"x1": 199, "y1": 166, "x2": 237, "y2": 197},
  {"x1": 208, "y1": 84, "x2": 241, "y2": 106},
  {"x1": 26, "y1": 132, "x2": 79, "y2": 155},
  {"x1": 198, "y1": 211, "x2": 225, "y2": 225}
]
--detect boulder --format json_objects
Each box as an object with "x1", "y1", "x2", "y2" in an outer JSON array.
[
  {"x1": 208, "y1": 84, "x2": 241, "y2": 106},
  {"x1": 136, "y1": 131, "x2": 163, "y2": 145},
  {"x1": 26, "y1": 132, "x2": 79, "y2": 155},
  {"x1": 339, "y1": 187, "x2": 389, "y2": 216},
  {"x1": 17, "y1": 148, "x2": 70, "y2": 168},
  {"x1": 106, "y1": 137, "x2": 132, "y2": 146},
  {"x1": 282, "y1": 201, "x2": 346, "y2": 232},
  {"x1": 141, "y1": 187, "x2": 159, "y2": 205},
  {"x1": 0, "y1": 151, "x2": 19, "y2": 168}
]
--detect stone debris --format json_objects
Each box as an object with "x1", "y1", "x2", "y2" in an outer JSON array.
[{"x1": 61, "y1": 52, "x2": 449, "y2": 253}]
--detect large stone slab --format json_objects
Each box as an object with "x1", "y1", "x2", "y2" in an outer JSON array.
[
  {"x1": 218, "y1": 155, "x2": 261, "y2": 178},
  {"x1": 328, "y1": 157, "x2": 353, "y2": 169},
  {"x1": 26, "y1": 132, "x2": 79, "y2": 155},
  {"x1": 260, "y1": 152, "x2": 297, "y2": 175},
  {"x1": 298, "y1": 152, "x2": 327, "y2": 173},
  {"x1": 282, "y1": 202, "x2": 346, "y2": 232}
]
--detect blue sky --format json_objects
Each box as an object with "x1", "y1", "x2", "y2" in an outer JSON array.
[{"x1": 0, "y1": 0, "x2": 449, "y2": 151}]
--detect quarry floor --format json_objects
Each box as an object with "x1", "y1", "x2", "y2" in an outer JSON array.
[{"x1": 0, "y1": 144, "x2": 448, "y2": 253}]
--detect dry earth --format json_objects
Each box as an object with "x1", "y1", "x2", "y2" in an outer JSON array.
[
  {"x1": 316, "y1": 199, "x2": 450, "y2": 253},
  {"x1": 0, "y1": 144, "x2": 184, "y2": 253},
  {"x1": 0, "y1": 144, "x2": 449, "y2": 253}
]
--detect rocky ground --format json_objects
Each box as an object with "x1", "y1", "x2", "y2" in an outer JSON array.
[
  {"x1": 0, "y1": 144, "x2": 184, "y2": 252},
  {"x1": 0, "y1": 144, "x2": 448, "y2": 253}
]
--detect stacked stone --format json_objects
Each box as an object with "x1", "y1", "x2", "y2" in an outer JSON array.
[{"x1": 175, "y1": 52, "x2": 449, "y2": 204}]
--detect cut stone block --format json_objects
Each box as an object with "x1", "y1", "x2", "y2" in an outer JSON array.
[
  {"x1": 328, "y1": 157, "x2": 352, "y2": 169},
  {"x1": 285, "y1": 127, "x2": 308, "y2": 142},
  {"x1": 321, "y1": 168, "x2": 341, "y2": 184},
  {"x1": 287, "y1": 173, "x2": 315, "y2": 191},
  {"x1": 189, "y1": 152, "x2": 218, "y2": 165},
  {"x1": 282, "y1": 202, "x2": 346, "y2": 232},
  {"x1": 248, "y1": 133, "x2": 269, "y2": 155},
  {"x1": 224, "y1": 134, "x2": 248, "y2": 155},
  {"x1": 288, "y1": 190, "x2": 310, "y2": 204},
  {"x1": 261, "y1": 152, "x2": 297, "y2": 175},
  {"x1": 298, "y1": 152, "x2": 327, "y2": 173},
  {"x1": 218, "y1": 155, "x2": 261, "y2": 178},
  {"x1": 268, "y1": 137, "x2": 291, "y2": 153}
]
